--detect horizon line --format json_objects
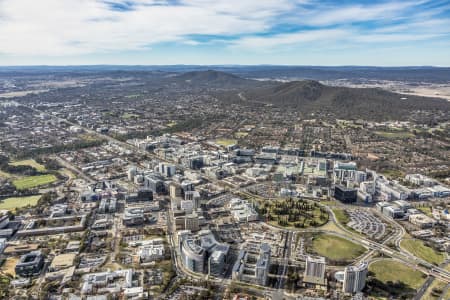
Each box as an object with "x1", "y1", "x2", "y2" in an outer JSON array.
[{"x1": 0, "y1": 64, "x2": 449, "y2": 68}]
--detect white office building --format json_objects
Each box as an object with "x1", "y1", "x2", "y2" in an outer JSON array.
[
  {"x1": 304, "y1": 256, "x2": 326, "y2": 285},
  {"x1": 343, "y1": 262, "x2": 368, "y2": 294}
]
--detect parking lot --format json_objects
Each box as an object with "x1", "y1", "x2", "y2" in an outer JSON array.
[{"x1": 347, "y1": 209, "x2": 386, "y2": 240}]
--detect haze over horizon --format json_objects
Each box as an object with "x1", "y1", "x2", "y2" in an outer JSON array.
[{"x1": 1, "y1": 0, "x2": 450, "y2": 66}]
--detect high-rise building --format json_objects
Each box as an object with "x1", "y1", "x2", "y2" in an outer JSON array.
[
  {"x1": 180, "y1": 238, "x2": 205, "y2": 273},
  {"x1": 184, "y1": 213, "x2": 200, "y2": 232},
  {"x1": 208, "y1": 249, "x2": 226, "y2": 276},
  {"x1": 255, "y1": 243, "x2": 271, "y2": 286},
  {"x1": 170, "y1": 183, "x2": 182, "y2": 199},
  {"x1": 342, "y1": 261, "x2": 368, "y2": 294},
  {"x1": 304, "y1": 256, "x2": 326, "y2": 285},
  {"x1": 158, "y1": 163, "x2": 176, "y2": 177},
  {"x1": 185, "y1": 191, "x2": 201, "y2": 209},
  {"x1": 127, "y1": 167, "x2": 137, "y2": 181}
]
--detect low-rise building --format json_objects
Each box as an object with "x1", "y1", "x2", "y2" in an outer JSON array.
[
  {"x1": 15, "y1": 250, "x2": 45, "y2": 277},
  {"x1": 409, "y1": 214, "x2": 436, "y2": 228},
  {"x1": 138, "y1": 239, "x2": 165, "y2": 263}
]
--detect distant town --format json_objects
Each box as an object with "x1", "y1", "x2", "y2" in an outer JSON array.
[{"x1": 0, "y1": 66, "x2": 449, "y2": 300}]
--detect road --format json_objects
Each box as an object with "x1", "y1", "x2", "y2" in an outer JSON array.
[{"x1": 414, "y1": 260, "x2": 450, "y2": 300}]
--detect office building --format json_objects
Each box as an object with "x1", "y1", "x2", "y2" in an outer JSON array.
[
  {"x1": 334, "y1": 185, "x2": 357, "y2": 203},
  {"x1": 180, "y1": 238, "x2": 206, "y2": 273},
  {"x1": 170, "y1": 183, "x2": 183, "y2": 199},
  {"x1": 185, "y1": 190, "x2": 201, "y2": 209},
  {"x1": 343, "y1": 262, "x2": 368, "y2": 294},
  {"x1": 15, "y1": 251, "x2": 45, "y2": 277},
  {"x1": 304, "y1": 256, "x2": 326, "y2": 286},
  {"x1": 158, "y1": 163, "x2": 176, "y2": 177},
  {"x1": 144, "y1": 174, "x2": 165, "y2": 194},
  {"x1": 123, "y1": 208, "x2": 144, "y2": 226},
  {"x1": 208, "y1": 247, "x2": 226, "y2": 276},
  {"x1": 256, "y1": 243, "x2": 271, "y2": 286},
  {"x1": 232, "y1": 243, "x2": 271, "y2": 286}
]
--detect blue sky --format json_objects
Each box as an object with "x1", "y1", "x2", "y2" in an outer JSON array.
[{"x1": 0, "y1": 0, "x2": 450, "y2": 66}]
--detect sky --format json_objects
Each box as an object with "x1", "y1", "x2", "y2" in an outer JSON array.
[{"x1": 0, "y1": 0, "x2": 450, "y2": 66}]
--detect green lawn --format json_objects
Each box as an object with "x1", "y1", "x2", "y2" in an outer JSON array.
[
  {"x1": 417, "y1": 206, "x2": 433, "y2": 217},
  {"x1": 400, "y1": 239, "x2": 445, "y2": 265},
  {"x1": 122, "y1": 112, "x2": 139, "y2": 119},
  {"x1": 382, "y1": 169, "x2": 405, "y2": 179},
  {"x1": 422, "y1": 280, "x2": 447, "y2": 300},
  {"x1": 9, "y1": 159, "x2": 46, "y2": 172},
  {"x1": 0, "y1": 170, "x2": 12, "y2": 179},
  {"x1": 0, "y1": 195, "x2": 41, "y2": 210},
  {"x1": 375, "y1": 131, "x2": 415, "y2": 139},
  {"x1": 13, "y1": 174, "x2": 57, "y2": 190},
  {"x1": 370, "y1": 259, "x2": 426, "y2": 290},
  {"x1": 216, "y1": 138, "x2": 237, "y2": 146},
  {"x1": 332, "y1": 208, "x2": 350, "y2": 225},
  {"x1": 311, "y1": 234, "x2": 366, "y2": 261},
  {"x1": 235, "y1": 132, "x2": 249, "y2": 138}
]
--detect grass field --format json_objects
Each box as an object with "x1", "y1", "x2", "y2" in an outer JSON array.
[
  {"x1": 375, "y1": 131, "x2": 415, "y2": 139},
  {"x1": 166, "y1": 121, "x2": 177, "y2": 127},
  {"x1": 400, "y1": 239, "x2": 445, "y2": 265},
  {"x1": 422, "y1": 280, "x2": 447, "y2": 300},
  {"x1": 332, "y1": 208, "x2": 350, "y2": 225},
  {"x1": 0, "y1": 170, "x2": 12, "y2": 179},
  {"x1": 216, "y1": 138, "x2": 237, "y2": 146},
  {"x1": 369, "y1": 259, "x2": 426, "y2": 290},
  {"x1": 58, "y1": 168, "x2": 76, "y2": 179},
  {"x1": 13, "y1": 174, "x2": 57, "y2": 190},
  {"x1": 311, "y1": 234, "x2": 366, "y2": 261},
  {"x1": 417, "y1": 206, "x2": 433, "y2": 217},
  {"x1": 235, "y1": 132, "x2": 249, "y2": 138},
  {"x1": 382, "y1": 169, "x2": 405, "y2": 179},
  {"x1": 1, "y1": 257, "x2": 19, "y2": 277},
  {"x1": 122, "y1": 112, "x2": 139, "y2": 119},
  {"x1": 0, "y1": 195, "x2": 41, "y2": 210},
  {"x1": 9, "y1": 159, "x2": 46, "y2": 172}
]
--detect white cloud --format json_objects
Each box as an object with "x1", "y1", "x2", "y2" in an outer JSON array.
[
  {"x1": 231, "y1": 29, "x2": 348, "y2": 50},
  {"x1": 294, "y1": 1, "x2": 427, "y2": 26},
  {"x1": 0, "y1": 0, "x2": 448, "y2": 58},
  {"x1": 0, "y1": 0, "x2": 296, "y2": 56}
]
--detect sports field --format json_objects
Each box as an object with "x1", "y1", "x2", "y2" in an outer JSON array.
[
  {"x1": 375, "y1": 131, "x2": 415, "y2": 139},
  {"x1": 13, "y1": 174, "x2": 57, "y2": 190},
  {"x1": 400, "y1": 239, "x2": 445, "y2": 265},
  {"x1": 0, "y1": 195, "x2": 41, "y2": 210},
  {"x1": 235, "y1": 132, "x2": 249, "y2": 138},
  {"x1": 216, "y1": 139, "x2": 237, "y2": 146},
  {"x1": 311, "y1": 233, "x2": 366, "y2": 261}
]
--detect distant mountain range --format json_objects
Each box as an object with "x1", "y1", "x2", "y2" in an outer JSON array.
[
  {"x1": 169, "y1": 70, "x2": 264, "y2": 88},
  {"x1": 1, "y1": 65, "x2": 450, "y2": 83},
  {"x1": 242, "y1": 79, "x2": 450, "y2": 120},
  {"x1": 170, "y1": 70, "x2": 450, "y2": 121},
  {"x1": 1, "y1": 67, "x2": 449, "y2": 122}
]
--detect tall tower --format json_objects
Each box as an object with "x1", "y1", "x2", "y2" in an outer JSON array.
[{"x1": 342, "y1": 261, "x2": 368, "y2": 294}]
